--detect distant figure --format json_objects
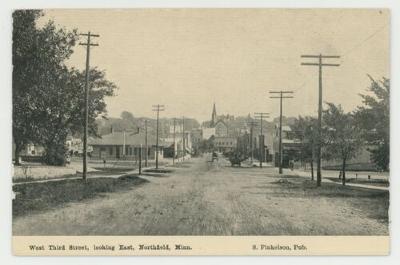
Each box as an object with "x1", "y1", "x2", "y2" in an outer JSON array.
[
  {"x1": 103, "y1": 159, "x2": 106, "y2": 168},
  {"x1": 212, "y1": 151, "x2": 218, "y2": 162}
]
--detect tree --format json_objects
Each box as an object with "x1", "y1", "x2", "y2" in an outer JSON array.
[
  {"x1": 198, "y1": 136, "x2": 215, "y2": 154},
  {"x1": 12, "y1": 10, "x2": 117, "y2": 165},
  {"x1": 292, "y1": 116, "x2": 318, "y2": 180},
  {"x1": 354, "y1": 75, "x2": 390, "y2": 171},
  {"x1": 323, "y1": 103, "x2": 363, "y2": 185},
  {"x1": 36, "y1": 67, "x2": 116, "y2": 165},
  {"x1": 120, "y1": 111, "x2": 135, "y2": 122},
  {"x1": 12, "y1": 10, "x2": 44, "y2": 164}
]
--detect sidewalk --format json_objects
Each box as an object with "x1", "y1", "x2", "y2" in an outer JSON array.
[
  {"x1": 282, "y1": 168, "x2": 389, "y2": 191},
  {"x1": 12, "y1": 157, "x2": 189, "y2": 186}
]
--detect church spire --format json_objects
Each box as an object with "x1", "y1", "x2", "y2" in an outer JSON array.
[{"x1": 211, "y1": 102, "x2": 217, "y2": 126}]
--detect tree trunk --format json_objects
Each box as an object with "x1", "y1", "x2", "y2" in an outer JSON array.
[
  {"x1": 310, "y1": 160, "x2": 314, "y2": 181},
  {"x1": 14, "y1": 142, "x2": 22, "y2": 166},
  {"x1": 342, "y1": 158, "x2": 346, "y2": 186}
]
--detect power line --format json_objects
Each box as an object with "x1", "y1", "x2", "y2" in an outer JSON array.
[
  {"x1": 342, "y1": 23, "x2": 387, "y2": 57},
  {"x1": 269, "y1": 91, "x2": 294, "y2": 174},
  {"x1": 79, "y1": 31, "x2": 99, "y2": 181}
]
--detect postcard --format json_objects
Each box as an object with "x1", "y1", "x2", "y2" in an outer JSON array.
[{"x1": 12, "y1": 8, "x2": 390, "y2": 255}]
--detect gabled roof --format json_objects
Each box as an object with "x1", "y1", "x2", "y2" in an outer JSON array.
[
  {"x1": 89, "y1": 131, "x2": 163, "y2": 146},
  {"x1": 215, "y1": 119, "x2": 228, "y2": 127}
]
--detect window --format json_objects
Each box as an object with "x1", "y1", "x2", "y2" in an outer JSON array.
[{"x1": 109, "y1": 147, "x2": 113, "y2": 155}]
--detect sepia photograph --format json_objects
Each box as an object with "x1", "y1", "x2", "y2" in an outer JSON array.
[{"x1": 10, "y1": 8, "x2": 390, "y2": 255}]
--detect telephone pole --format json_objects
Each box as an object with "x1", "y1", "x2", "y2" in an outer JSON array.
[
  {"x1": 181, "y1": 116, "x2": 185, "y2": 161},
  {"x1": 269, "y1": 91, "x2": 294, "y2": 174},
  {"x1": 173, "y1": 118, "x2": 176, "y2": 165},
  {"x1": 152, "y1": 104, "x2": 165, "y2": 169},
  {"x1": 144, "y1": 120, "x2": 148, "y2": 167},
  {"x1": 254, "y1": 112, "x2": 269, "y2": 168},
  {"x1": 247, "y1": 120, "x2": 258, "y2": 164},
  {"x1": 79, "y1": 31, "x2": 99, "y2": 181},
  {"x1": 301, "y1": 54, "x2": 340, "y2": 186}
]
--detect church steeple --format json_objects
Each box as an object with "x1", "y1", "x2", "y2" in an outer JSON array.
[{"x1": 211, "y1": 103, "x2": 217, "y2": 126}]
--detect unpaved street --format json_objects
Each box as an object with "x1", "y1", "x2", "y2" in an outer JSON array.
[{"x1": 13, "y1": 155, "x2": 389, "y2": 235}]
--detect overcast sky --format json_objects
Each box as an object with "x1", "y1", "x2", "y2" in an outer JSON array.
[{"x1": 41, "y1": 9, "x2": 389, "y2": 123}]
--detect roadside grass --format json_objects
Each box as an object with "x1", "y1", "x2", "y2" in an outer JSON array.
[
  {"x1": 91, "y1": 167, "x2": 135, "y2": 175},
  {"x1": 13, "y1": 167, "x2": 134, "y2": 184},
  {"x1": 143, "y1": 168, "x2": 173, "y2": 174},
  {"x1": 322, "y1": 162, "x2": 379, "y2": 172},
  {"x1": 272, "y1": 177, "x2": 389, "y2": 223},
  {"x1": 12, "y1": 174, "x2": 148, "y2": 217},
  {"x1": 327, "y1": 177, "x2": 389, "y2": 187},
  {"x1": 13, "y1": 173, "x2": 78, "y2": 183}
]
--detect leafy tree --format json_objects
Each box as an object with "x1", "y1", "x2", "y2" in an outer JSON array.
[
  {"x1": 323, "y1": 103, "x2": 363, "y2": 185},
  {"x1": 197, "y1": 136, "x2": 215, "y2": 154},
  {"x1": 36, "y1": 67, "x2": 116, "y2": 165},
  {"x1": 354, "y1": 76, "x2": 390, "y2": 171},
  {"x1": 12, "y1": 10, "x2": 44, "y2": 164},
  {"x1": 12, "y1": 10, "x2": 116, "y2": 165},
  {"x1": 120, "y1": 111, "x2": 135, "y2": 122},
  {"x1": 292, "y1": 116, "x2": 318, "y2": 180}
]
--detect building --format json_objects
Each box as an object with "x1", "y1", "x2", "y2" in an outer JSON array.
[
  {"x1": 163, "y1": 129, "x2": 192, "y2": 158},
  {"x1": 214, "y1": 136, "x2": 237, "y2": 153},
  {"x1": 201, "y1": 103, "x2": 230, "y2": 139},
  {"x1": 273, "y1": 123, "x2": 377, "y2": 170},
  {"x1": 202, "y1": 127, "x2": 216, "y2": 140},
  {"x1": 89, "y1": 130, "x2": 164, "y2": 161},
  {"x1": 214, "y1": 120, "x2": 228, "y2": 137},
  {"x1": 272, "y1": 124, "x2": 303, "y2": 167},
  {"x1": 12, "y1": 142, "x2": 45, "y2": 163},
  {"x1": 190, "y1": 129, "x2": 203, "y2": 146},
  {"x1": 66, "y1": 136, "x2": 93, "y2": 155}
]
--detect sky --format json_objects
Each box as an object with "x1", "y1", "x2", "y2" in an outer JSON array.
[{"x1": 40, "y1": 9, "x2": 389, "y2": 123}]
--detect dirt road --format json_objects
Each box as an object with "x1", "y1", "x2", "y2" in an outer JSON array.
[{"x1": 13, "y1": 154, "x2": 389, "y2": 235}]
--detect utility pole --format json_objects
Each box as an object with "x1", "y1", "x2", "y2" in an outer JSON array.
[
  {"x1": 152, "y1": 105, "x2": 165, "y2": 169},
  {"x1": 247, "y1": 120, "x2": 258, "y2": 164},
  {"x1": 79, "y1": 31, "x2": 99, "y2": 181},
  {"x1": 254, "y1": 112, "x2": 269, "y2": 168},
  {"x1": 181, "y1": 116, "x2": 185, "y2": 161},
  {"x1": 139, "y1": 144, "x2": 142, "y2": 175},
  {"x1": 301, "y1": 54, "x2": 340, "y2": 186},
  {"x1": 269, "y1": 91, "x2": 294, "y2": 174},
  {"x1": 144, "y1": 120, "x2": 148, "y2": 167},
  {"x1": 123, "y1": 130, "x2": 126, "y2": 157},
  {"x1": 173, "y1": 118, "x2": 176, "y2": 165}
]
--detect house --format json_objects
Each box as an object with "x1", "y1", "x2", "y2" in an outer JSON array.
[
  {"x1": 272, "y1": 124, "x2": 304, "y2": 167},
  {"x1": 66, "y1": 135, "x2": 93, "y2": 155},
  {"x1": 89, "y1": 130, "x2": 164, "y2": 161}
]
